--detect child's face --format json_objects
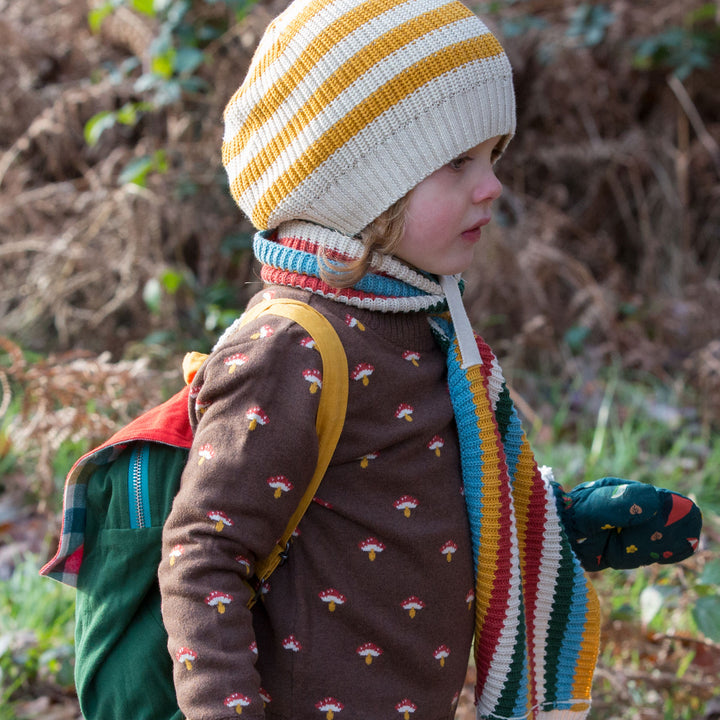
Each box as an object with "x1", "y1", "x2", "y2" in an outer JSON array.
[{"x1": 395, "y1": 136, "x2": 503, "y2": 276}]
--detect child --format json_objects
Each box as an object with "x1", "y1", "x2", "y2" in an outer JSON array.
[{"x1": 158, "y1": 1, "x2": 702, "y2": 718}]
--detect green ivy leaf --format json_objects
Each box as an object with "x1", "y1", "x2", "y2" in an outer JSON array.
[
  {"x1": 174, "y1": 46, "x2": 205, "y2": 75},
  {"x1": 118, "y1": 156, "x2": 155, "y2": 186},
  {"x1": 88, "y1": 2, "x2": 113, "y2": 32},
  {"x1": 692, "y1": 596, "x2": 720, "y2": 642},
  {"x1": 142, "y1": 277, "x2": 163, "y2": 314},
  {"x1": 84, "y1": 111, "x2": 117, "y2": 147},
  {"x1": 161, "y1": 269, "x2": 185, "y2": 295}
]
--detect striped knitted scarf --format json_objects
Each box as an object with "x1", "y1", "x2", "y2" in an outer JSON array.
[{"x1": 255, "y1": 221, "x2": 601, "y2": 720}]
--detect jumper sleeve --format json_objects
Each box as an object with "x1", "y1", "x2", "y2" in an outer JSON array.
[{"x1": 159, "y1": 313, "x2": 323, "y2": 720}]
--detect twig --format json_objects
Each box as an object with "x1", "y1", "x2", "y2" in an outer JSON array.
[{"x1": 667, "y1": 74, "x2": 720, "y2": 177}]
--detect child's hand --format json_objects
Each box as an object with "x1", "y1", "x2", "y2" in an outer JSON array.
[{"x1": 555, "y1": 477, "x2": 702, "y2": 571}]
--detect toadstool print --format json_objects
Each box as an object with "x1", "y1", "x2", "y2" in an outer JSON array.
[
  {"x1": 465, "y1": 589, "x2": 474, "y2": 610},
  {"x1": 359, "y1": 451, "x2": 378, "y2": 468},
  {"x1": 319, "y1": 588, "x2": 346, "y2": 612},
  {"x1": 282, "y1": 635, "x2": 302, "y2": 652},
  {"x1": 303, "y1": 368, "x2": 322, "y2": 393},
  {"x1": 205, "y1": 591, "x2": 233, "y2": 614},
  {"x1": 195, "y1": 398, "x2": 212, "y2": 414},
  {"x1": 246, "y1": 406, "x2": 269, "y2": 431},
  {"x1": 168, "y1": 544, "x2": 184, "y2": 566},
  {"x1": 396, "y1": 699, "x2": 417, "y2": 719},
  {"x1": 345, "y1": 314, "x2": 365, "y2": 331},
  {"x1": 357, "y1": 642, "x2": 383, "y2": 665},
  {"x1": 224, "y1": 352, "x2": 248, "y2": 374},
  {"x1": 176, "y1": 647, "x2": 197, "y2": 670},
  {"x1": 249, "y1": 641, "x2": 258, "y2": 655},
  {"x1": 440, "y1": 540, "x2": 458, "y2": 563},
  {"x1": 427, "y1": 436, "x2": 444, "y2": 457},
  {"x1": 250, "y1": 324, "x2": 274, "y2": 340},
  {"x1": 300, "y1": 336, "x2": 316, "y2": 349},
  {"x1": 313, "y1": 496, "x2": 333, "y2": 509},
  {"x1": 267, "y1": 475, "x2": 293, "y2": 499},
  {"x1": 359, "y1": 537, "x2": 385, "y2": 561},
  {"x1": 394, "y1": 495, "x2": 419, "y2": 518},
  {"x1": 316, "y1": 697, "x2": 344, "y2": 719},
  {"x1": 198, "y1": 443, "x2": 214, "y2": 465},
  {"x1": 401, "y1": 596, "x2": 425, "y2": 618},
  {"x1": 395, "y1": 403, "x2": 414, "y2": 422},
  {"x1": 259, "y1": 688, "x2": 272, "y2": 707},
  {"x1": 224, "y1": 692, "x2": 251, "y2": 714},
  {"x1": 434, "y1": 645, "x2": 450, "y2": 667},
  {"x1": 235, "y1": 555, "x2": 251, "y2": 575},
  {"x1": 351, "y1": 363, "x2": 375, "y2": 386},
  {"x1": 207, "y1": 510, "x2": 233, "y2": 532},
  {"x1": 402, "y1": 350, "x2": 420, "y2": 367}
]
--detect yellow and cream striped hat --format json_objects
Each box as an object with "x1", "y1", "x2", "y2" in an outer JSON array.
[{"x1": 222, "y1": 0, "x2": 516, "y2": 236}]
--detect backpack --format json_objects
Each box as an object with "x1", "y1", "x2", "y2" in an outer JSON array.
[{"x1": 40, "y1": 298, "x2": 349, "y2": 720}]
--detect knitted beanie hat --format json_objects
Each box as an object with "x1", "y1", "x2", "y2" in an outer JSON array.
[{"x1": 222, "y1": 0, "x2": 516, "y2": 236}]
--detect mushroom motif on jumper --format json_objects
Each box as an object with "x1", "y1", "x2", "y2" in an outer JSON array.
[
  {"x1": 168, "y1": 544, "x2": 184, "y2": 566},
  {"x1": 427, "y1": 436, "x2": 444, "y2": 457},
  {"x1": 246, "y1": 406, "x2": 269, "y2": 431},
  {"x1": 207, "y1": 510, "x2": 233, "y2": 532},
  {"x1": 259, "y1": 688, "x2": 272, "y2": 707},
  {"x1": 282, "y1": 635, "x2": 302, "y2": 652},
  {"x1": 434, "y1": 645, "x2": 451, "y2": 667},
  {"x1": 195, "y1": 398, "x2": 212, "y2": 414},
  {"x1": 249, "y1": 641, "x2": 258, "y2": 655},
  {"x1": 316, "y1": 698, "x2": 344, "y2": 719},
  {"x1": 224, "y1": 693, "x2": 251, "y2": 714},
  {"x1": 395, "y1": 403, "x2": 414, "y2": 422},
  {"x1": 251, "y1": 324, "x2": 274, "y2": 340},
  {"x1": 345, "y1": 314, "x2": 365, "y2": 331},
  {"x1": 401, "y1": 596, "x2": 425, "y2": 618},
  {"x1": 300, "y1": 336, "x2": 316, "y2": 349},
  {"x1": 303, "y1": 369, "x2": 322, "y2": 393},
  {"x1": 313, "y1": 496, "x2": 333, "y2": 509},
  {"x1": 235, "y1": 555, "x2": 251, "y2": 575},
  {"x1": 402, "y1": 350, "x2": 420, "y2": 367},
  {"x1": 224, "y1": 353, "x2": 248, "y2": 374},
  {"x1": 190, "y1": 385, "x2": 210, "y2": 414},
  {"x1": 198, "y1": 444, "x2": 214, "y2": 464},
  {"x1": 465, "y1": 589, "x2": 474, "y2": 610},
  {"x1": 360, "y1": 451, "x2": 378, "y2": 468},
  {"x1": 351, "y1": 363, "x2": 375, "y2": 386},
  {"x1": 205, "y1": 591, "x2": 233, "y2": 614},
  {"x1": 359, "y1": 537, "x2": 385, "y2": 561},
  {"x1": 440, "y1": 540, "x2": 458, "y2": 563},
  {"x1": 268, "y1": 475, "x2": 293, "y2": 498},
  {"x1": 396, "y1": 699, "x2": 417, "y2": 719},
  {"x1": 394, "y1": 496, "x2": 419, "y2": 518},
  {"x1": 176, "y1": 647, "x2": 197, "y2": 670},
  {"x1": 357, "y1": 642, "x2": 383, "y2": 665},
  {"x1": 319, "y1": 588, "x2": 346, "y2": 612}
]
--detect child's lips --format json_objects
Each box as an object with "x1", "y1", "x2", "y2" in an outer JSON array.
[{"x1": 461, "y1": 217, "x2": 490, "y2": 241}]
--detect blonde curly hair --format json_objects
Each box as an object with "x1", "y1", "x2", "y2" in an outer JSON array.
[{"x1": 318, "y1": 193, "x2": 411, "y2": 289}]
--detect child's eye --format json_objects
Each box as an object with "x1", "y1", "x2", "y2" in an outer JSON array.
[{"x1": 448, "y1": 156, "x2": 470, "y2": 171}]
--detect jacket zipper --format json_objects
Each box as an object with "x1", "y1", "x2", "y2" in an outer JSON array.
[{"x1": 128, "y1": 443, "x2": 151, "y2": 529}]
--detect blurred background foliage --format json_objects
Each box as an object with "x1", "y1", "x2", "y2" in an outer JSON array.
[{"x1": 1, "y1": 0, "x2": 719, "y2": 718}]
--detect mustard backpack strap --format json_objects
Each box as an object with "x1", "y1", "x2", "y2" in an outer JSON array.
[{"x1": 237, "y1": 299, "x2": 348, "y2": 606}]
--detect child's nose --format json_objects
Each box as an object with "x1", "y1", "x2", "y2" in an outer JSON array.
[{"x1": 472, "y1": 170, "x2": 502, "y2": 204}]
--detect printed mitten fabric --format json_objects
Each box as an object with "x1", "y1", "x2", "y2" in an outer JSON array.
[{"x1": 555, "y1": 476, "x2": 702, "y2": 571}]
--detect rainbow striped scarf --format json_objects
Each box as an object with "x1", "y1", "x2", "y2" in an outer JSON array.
[{"x1": 255, "y1": 222, "x2": 601, "y2": 720}]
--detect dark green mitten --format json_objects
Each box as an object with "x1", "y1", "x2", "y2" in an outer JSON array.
[{"x1": 554, "y1": 476, "x2": 702, "y2": 571}]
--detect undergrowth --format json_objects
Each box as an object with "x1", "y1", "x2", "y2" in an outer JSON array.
[{"x1": 1, "y1": 346, "x2": 718, "y2": 719}]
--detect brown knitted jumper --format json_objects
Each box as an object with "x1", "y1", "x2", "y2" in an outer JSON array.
[{"x1": 159, "y1": 286, "x2": 475, "y2": 720}]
